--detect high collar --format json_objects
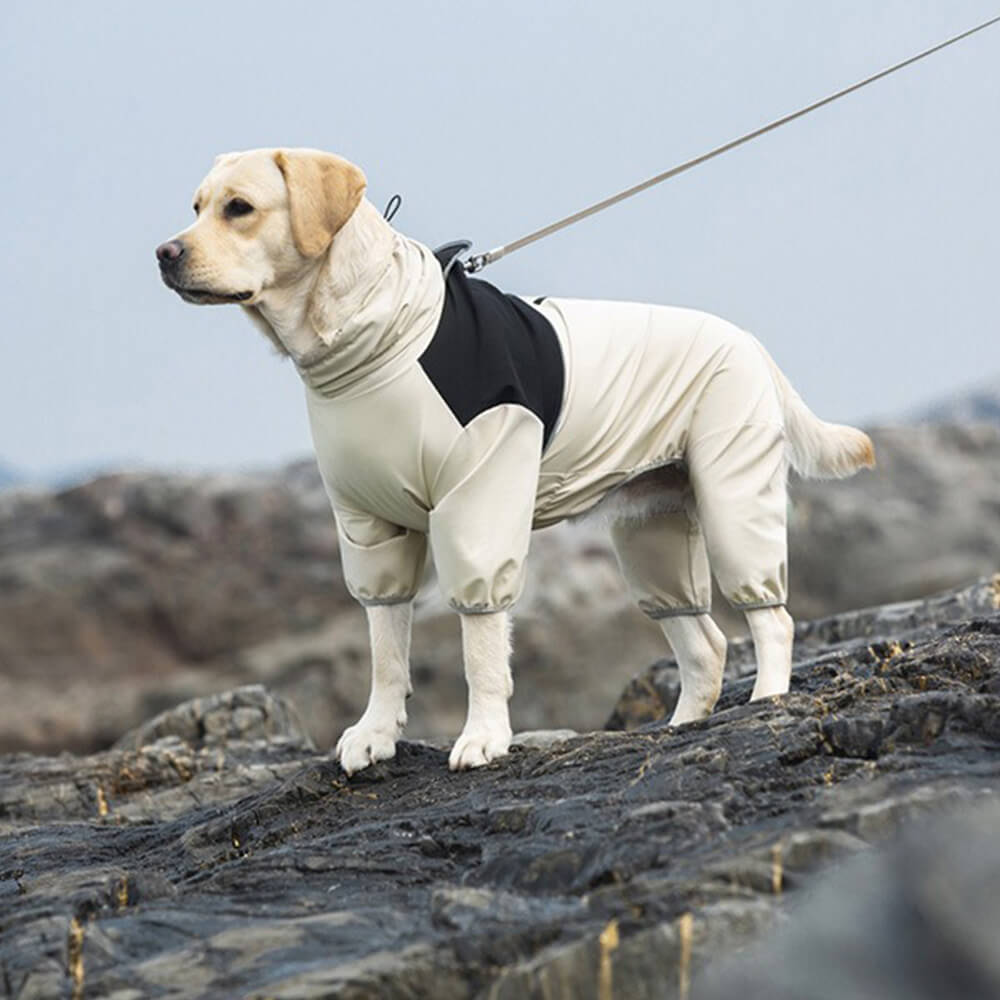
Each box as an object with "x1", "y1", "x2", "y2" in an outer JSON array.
[{"x1": 256, "y1": 199, "x2": 446, "y2": 399}]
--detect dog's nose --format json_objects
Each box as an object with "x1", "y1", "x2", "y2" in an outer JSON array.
[{"x1": 156, "y1": 240, "x2": 185, "y2": 266}]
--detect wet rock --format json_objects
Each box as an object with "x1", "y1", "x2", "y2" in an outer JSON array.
[
  {"x1": 0, "y1": 688, "x2": 320, "y2": 828},
  {"x1": 0, "y1": 583, "x2": 998, "y2": 998},
  {"x1": 608, "y1": 577, "x2": 1000, "y2": 730},
  {"x1": 701, "y1": 799, "x2": 1000, "y2": 1000}
]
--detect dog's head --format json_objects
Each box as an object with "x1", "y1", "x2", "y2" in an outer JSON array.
[{"x1": 156, "y1": 148, "x2": 367, "y2": 307}]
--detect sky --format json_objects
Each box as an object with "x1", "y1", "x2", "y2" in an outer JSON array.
[{"x1": 1, "y1": 1, "x2": 998, "y2": 480}]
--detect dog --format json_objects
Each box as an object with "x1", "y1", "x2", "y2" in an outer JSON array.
[{"x1": 157, "y1": 148, "x2": 874, "y2": 774}]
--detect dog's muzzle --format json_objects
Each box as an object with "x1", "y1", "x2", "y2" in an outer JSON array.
[{"x1": 155, "y1": 239, "x2": 252, "y2": 303}]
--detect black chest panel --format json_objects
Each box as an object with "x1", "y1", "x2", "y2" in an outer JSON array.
[{"x1": 419, "y1": 247, "x2": 565, "y2": 448}]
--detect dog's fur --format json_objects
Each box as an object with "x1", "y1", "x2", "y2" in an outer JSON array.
[{"x1": 158, "y1": 148, "x2": 874, "y2": 772}]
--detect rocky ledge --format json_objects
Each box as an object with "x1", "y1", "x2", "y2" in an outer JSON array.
[{"x1": 1, "y1": 578, "x2": 998, "y2": 999}]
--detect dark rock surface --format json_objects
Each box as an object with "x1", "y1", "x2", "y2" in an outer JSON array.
[
  {"x1": 608, "y1": 576, "x2": 1000, "y2": 729},
  {"x1": 700, "y1": 798, "x2": 1000, "y2": 1000},
  {"x1": 1, "y1": 582, "x2": 998, "y2": 999}
]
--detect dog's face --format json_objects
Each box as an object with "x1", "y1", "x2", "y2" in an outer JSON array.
[{"x1": 156, "y1": 148, "x2": 367, "y2": 307}]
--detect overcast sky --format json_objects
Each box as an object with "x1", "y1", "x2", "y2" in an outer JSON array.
[{"x1": 2, "y1": 1, "x2": 997, "y2": 479}]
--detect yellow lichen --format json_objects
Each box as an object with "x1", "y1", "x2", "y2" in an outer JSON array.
[
  {"x1": 678, "y1": 912, "x2": 694, "y2": 1000},
  {"x1": 330, "y1": 779, "x2": 378, "y2": 800},
  {"x1": 68, "y1": 916, "x2": 85, "y2": 1000},
  {"x1": 598, "y1": 918, "x2": 619, "y2": 1000},
  {"x1": 628, "y1": 752, "x2": 656, "y2": 787}
]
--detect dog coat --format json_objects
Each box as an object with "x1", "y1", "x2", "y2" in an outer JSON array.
[{"x1": 299, "y1": 233, "x2": 788, "y2": 615}]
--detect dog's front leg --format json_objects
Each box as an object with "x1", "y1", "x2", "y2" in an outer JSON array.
[
  {"x1": 449, "y1": 611, "x2": 514, "y2": 770},
  {"x1": 336, "y1": 602, "x2": 412, "y2": 775}
]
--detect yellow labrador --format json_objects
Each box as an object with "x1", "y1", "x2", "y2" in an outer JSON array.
[{"x1": 157, "y1": 149, "x2": 873, "y2": 773}]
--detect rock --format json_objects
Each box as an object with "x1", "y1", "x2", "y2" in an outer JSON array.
[
  {"x1": 607, "y1": 576, "x2": 1000, "y2": 730},
  {"x1": 0, "y1": 468, "x2": 350, "y2": 755},
  {"x1": 787, "y1": 424, "x2": 1000, "y2": 618},
  {"x1": 700, "y1": 799, "x2": 1000, "y2": 1000},
  {"x1": 1, "y1": 423, "x2": 999, "y2": 755},
  {"x1": 113, "y1": 684, "x2": 315, "y2": 753},
  {"x1": 0, "y1": 688, "x2": 319, "y2": 828},
  {"x1": 510, "y1": 729, "x2": 579, "y2": 751},
  {"x1": 0, "y1": 465, "x2": 664, "y2": 756},
  {"x1": 0, "y1": 583, "x2": 998, "y2": 997}
]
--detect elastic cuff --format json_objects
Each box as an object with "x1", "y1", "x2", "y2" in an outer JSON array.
[
  {"x1": 642, "y1": 604, "x2": 712, "y2": 620},
  {"x1": 728, "y1": 599, "x2": 786, "y2": 611},
  {"x1": 355, "y1": 595, "x2": 417, "y2": 608},
  {"x1": 449, "y1": 601, "x2": 514, "y2": 615}
]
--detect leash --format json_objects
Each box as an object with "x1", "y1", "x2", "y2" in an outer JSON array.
[{"x1": 463, "y1": 13, "x2": 1000, "y2": 274}]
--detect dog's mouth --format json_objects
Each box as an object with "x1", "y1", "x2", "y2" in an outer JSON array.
[
  {"x1": 179, "y1": 287, "x2": 254, "y2": 305},
  {"x1": 160, "y1": 272, "x2": 253, "y2": 305}
]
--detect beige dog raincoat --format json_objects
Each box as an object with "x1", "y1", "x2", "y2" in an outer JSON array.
[{"x1": 301, "y1": 233, "x2": 787, "y2": 616}]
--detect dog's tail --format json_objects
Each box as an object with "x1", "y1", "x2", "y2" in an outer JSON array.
[{"x1": 759, "y1": 342, "x2": 876, "y2": 480}]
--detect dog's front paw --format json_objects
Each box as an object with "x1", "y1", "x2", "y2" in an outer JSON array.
[
  {"x1": 336, "y1": 714, "x2": 402, "y2": 776},
  {"x1": 449, "y1": 717, "x2": 512, "y2": 771}
]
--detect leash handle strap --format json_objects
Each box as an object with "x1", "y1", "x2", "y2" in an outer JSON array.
[{"x1": 465, "y1": 13, "x2": 1000, "y2": 273}]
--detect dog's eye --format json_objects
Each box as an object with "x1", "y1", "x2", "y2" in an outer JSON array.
[
  {"x1": 225, "y1": 198, "x2": 255, "y2": 219},
  {"x1": 192, "y1": 202, "x2": 200, "y2": 215}
]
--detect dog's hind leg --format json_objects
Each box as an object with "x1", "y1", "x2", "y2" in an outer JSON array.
[
  {"x1": 449, "y1": 611, "x2": 514, "y2": 770},
  {"x1": 683, "y1": 338, "x2": 794, "y2": 703},
  {"x1": 609, "y1": 508, "x2": 725, "y2": 724},
  {"x1": 660, "y1": 613, "x2": 728, "y2": 724},
  {"x1": 336, "y1": 602, "x2": 413, "y2": 775},
  {"x1": 687, "y1": 423, "x2": 793, "y2": 702},
  {"x1": 746, "y1": 605, "x2": 794, "y2": 700}
]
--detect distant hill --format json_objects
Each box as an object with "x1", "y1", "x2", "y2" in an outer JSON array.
[
  {"x1": 0, "y1": 462, "x2": 25, "y2": 489},
  {"x1": 0, "y1": 460, "x2": 134, "y2": 492},
  {"x1": 910, "y1": 376, "x2": 1000, "y2": 425}
]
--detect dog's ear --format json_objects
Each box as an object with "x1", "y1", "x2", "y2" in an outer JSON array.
[{"x1": 274, "y1": 149, "x2": 367, "y2": 258}]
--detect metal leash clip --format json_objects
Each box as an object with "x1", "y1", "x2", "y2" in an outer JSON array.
[
  {"x1": 463, "y1": 252, "x2": 490, "y2": 274},
  {"x1": 433, "y1": 240, "x2": 473, "y2": 279},
  {"x1": 433, "y1": 242, "x2": 496, "y2": 276}
]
